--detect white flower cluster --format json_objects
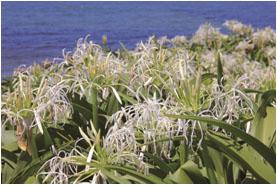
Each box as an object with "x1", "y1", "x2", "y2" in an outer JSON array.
[{"x1": 4, "y1": 20, "x2": 274, "y2": 183}]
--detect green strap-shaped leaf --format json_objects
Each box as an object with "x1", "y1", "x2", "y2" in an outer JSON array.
[
  {"x1": 2, "y1": 163, "x2": 15, "y2": 183},
  {"x1": 216, "y1": 51, "x2": 224, "y2": 87},
  {"x1": 165, "y1": 167, "x2": 193, "y2": 184},
  {"x1": 71, "y1": 102, "x2": 92, "y2": 120},
  {"x1": 24, "y1": 176, "x2": 38, "y2": 184},
  {"x1": 91, "y1": 87, "x2": 99, "y2": 132},
  {"x1": 201, "y1": 140, "x2": 218, "y2": 183},
  {"x1": 42, "y1": 124, "x2": 53, "y2": 148},
  {"x1": 121, "y1": 174, "x2": 147, "y2": 184},
  {"x1": 105, "y1": 165, "x2": 165, "y2": 184},
  {"x1": 242, "y1": 88, "x2": 264, "y2": 94},
  {"x1": 166, "y1": 114, "x2": 276, "y2": 170},
  {"x1": 101, "y1": 169, "x2": 131, "y2": 184},
  {"x1": 164, "y1": 161, "x2": 208, "y2": 184},
  {"x1": 1, "y1": 130, "x2": 18, "y2": 151},
  {"x1": 206, "y1": 131, "x2": 275, "y2": 183},
  {"x1": 27, "y1": 129, "x2": 38, "y2": 159},
  {"x1": 181, "y1": 161, "x2": 209, "y2": 184},
  {"x1": 1, "y1": 148, "x2": 17, "y2": 169},
  {"x1": 118, "y1": 91, "x2": 138, "y2": 104},
  {"x1": 206, "y1": 147, "x2": 226, "y2": 183},
  {"x1": 253, "y1": 106, "x2": 276, "y2": 146},
  {"x1": 144, "y1": 152, "x2": 174, "y2": 173},
  {"x1": 225, "y1": 161, "x2": 234, "y2": 184},
  {"x1": 251, "y1": 90, "x2": 276, "y2": 146},
  {"x1": 178, "y1": 141, "x2": 188, "y2": 165}
]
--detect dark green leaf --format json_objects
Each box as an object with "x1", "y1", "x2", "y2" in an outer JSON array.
[
  {"x1": 144, "y1": 152, "x2": 174, "y2": 173},
  {"x1": 216, "y1": 52, "x2": 224, "y2": 87},
  {"x1": 201, "y1": 140, "x2": 218, "y2": 183},
  {"x1": 106, "y1": 165, "x2": 164, "y2": 184},
  {"x1": 207, "y1": 131, "x2": 275, "y2": 184},
  {"x1": 166, "y1": 114, "x2": 276, "y2": 169},
  {"x1": 101, "y1": 169, "x2": 131, "y2": 184},
  {"x1": 1, "y1": 148, "x2": 17, "y2": 169}
]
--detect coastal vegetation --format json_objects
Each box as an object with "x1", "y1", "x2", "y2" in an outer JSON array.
[{"x1": 1, "y1": 20, "x2": 276, "y2": 184}]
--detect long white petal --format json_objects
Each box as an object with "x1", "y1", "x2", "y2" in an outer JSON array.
[
  {"x1": 79, "y1": 127, "x2": 91, "y2": 146},
  {"x1": 85, "y1": 145, "x2": 95, "y2": 171},
  {"x1": 144, "y1": 77, "x2": 153, "y2": 86},
  {"x1": 111, "y1": 87, "x2": 122, "y2": 105},
  {"x1": 35, "y1": 110, "x2": 43, "y2": 134}
]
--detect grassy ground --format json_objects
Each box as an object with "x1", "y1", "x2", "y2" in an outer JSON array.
[{"x1": 1, "y1": 20, "x2": 276, "y2": 184}]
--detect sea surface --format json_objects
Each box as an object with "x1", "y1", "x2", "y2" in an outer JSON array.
[{"x1": 1, "y1": 1, "x2": 276, "y2": 77}]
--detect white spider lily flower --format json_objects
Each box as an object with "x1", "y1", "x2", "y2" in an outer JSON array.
[
  {"x1": 171, "y1": 35, "x2": 188, "y2": 46},
  {"x1": 224, "y1": 20, "x2": 253, "y2": 35},
  {"x1": 264, "y1": 46, "x2": 276, "y2": 60},
  {"x1": 235, "y1": 40, "x2": 254, "y2": 51},
  {"x1": 103, "y1": 126, "x2": 137, "y2": 157},
  {"x1": 38, "y1": 151, "x2": 77, "y2": 184},
  {"x1": 208, "y1": 77, "x2": 254, "y2": 127},
  {"x1": 157, "y1": 36, "x2": 169, "y2": 46},
  {"x1": 252, "y1": 27, "x2": 275, "y2": 48},
  {"x1": 106, "y1": 98, "x2": 197, "y2": 159},
  {"x1": 192, "y1": 23, "x2": 222, "y2": 46}
]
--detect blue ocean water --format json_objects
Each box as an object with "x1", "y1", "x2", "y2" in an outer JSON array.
[{"x1": 1, "y1": 1, "x2": 276, "y2": 77}]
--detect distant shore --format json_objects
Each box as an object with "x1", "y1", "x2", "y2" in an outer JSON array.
[{"x1": 2, "y1": 1, "x2": 275, "y2": 77}]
